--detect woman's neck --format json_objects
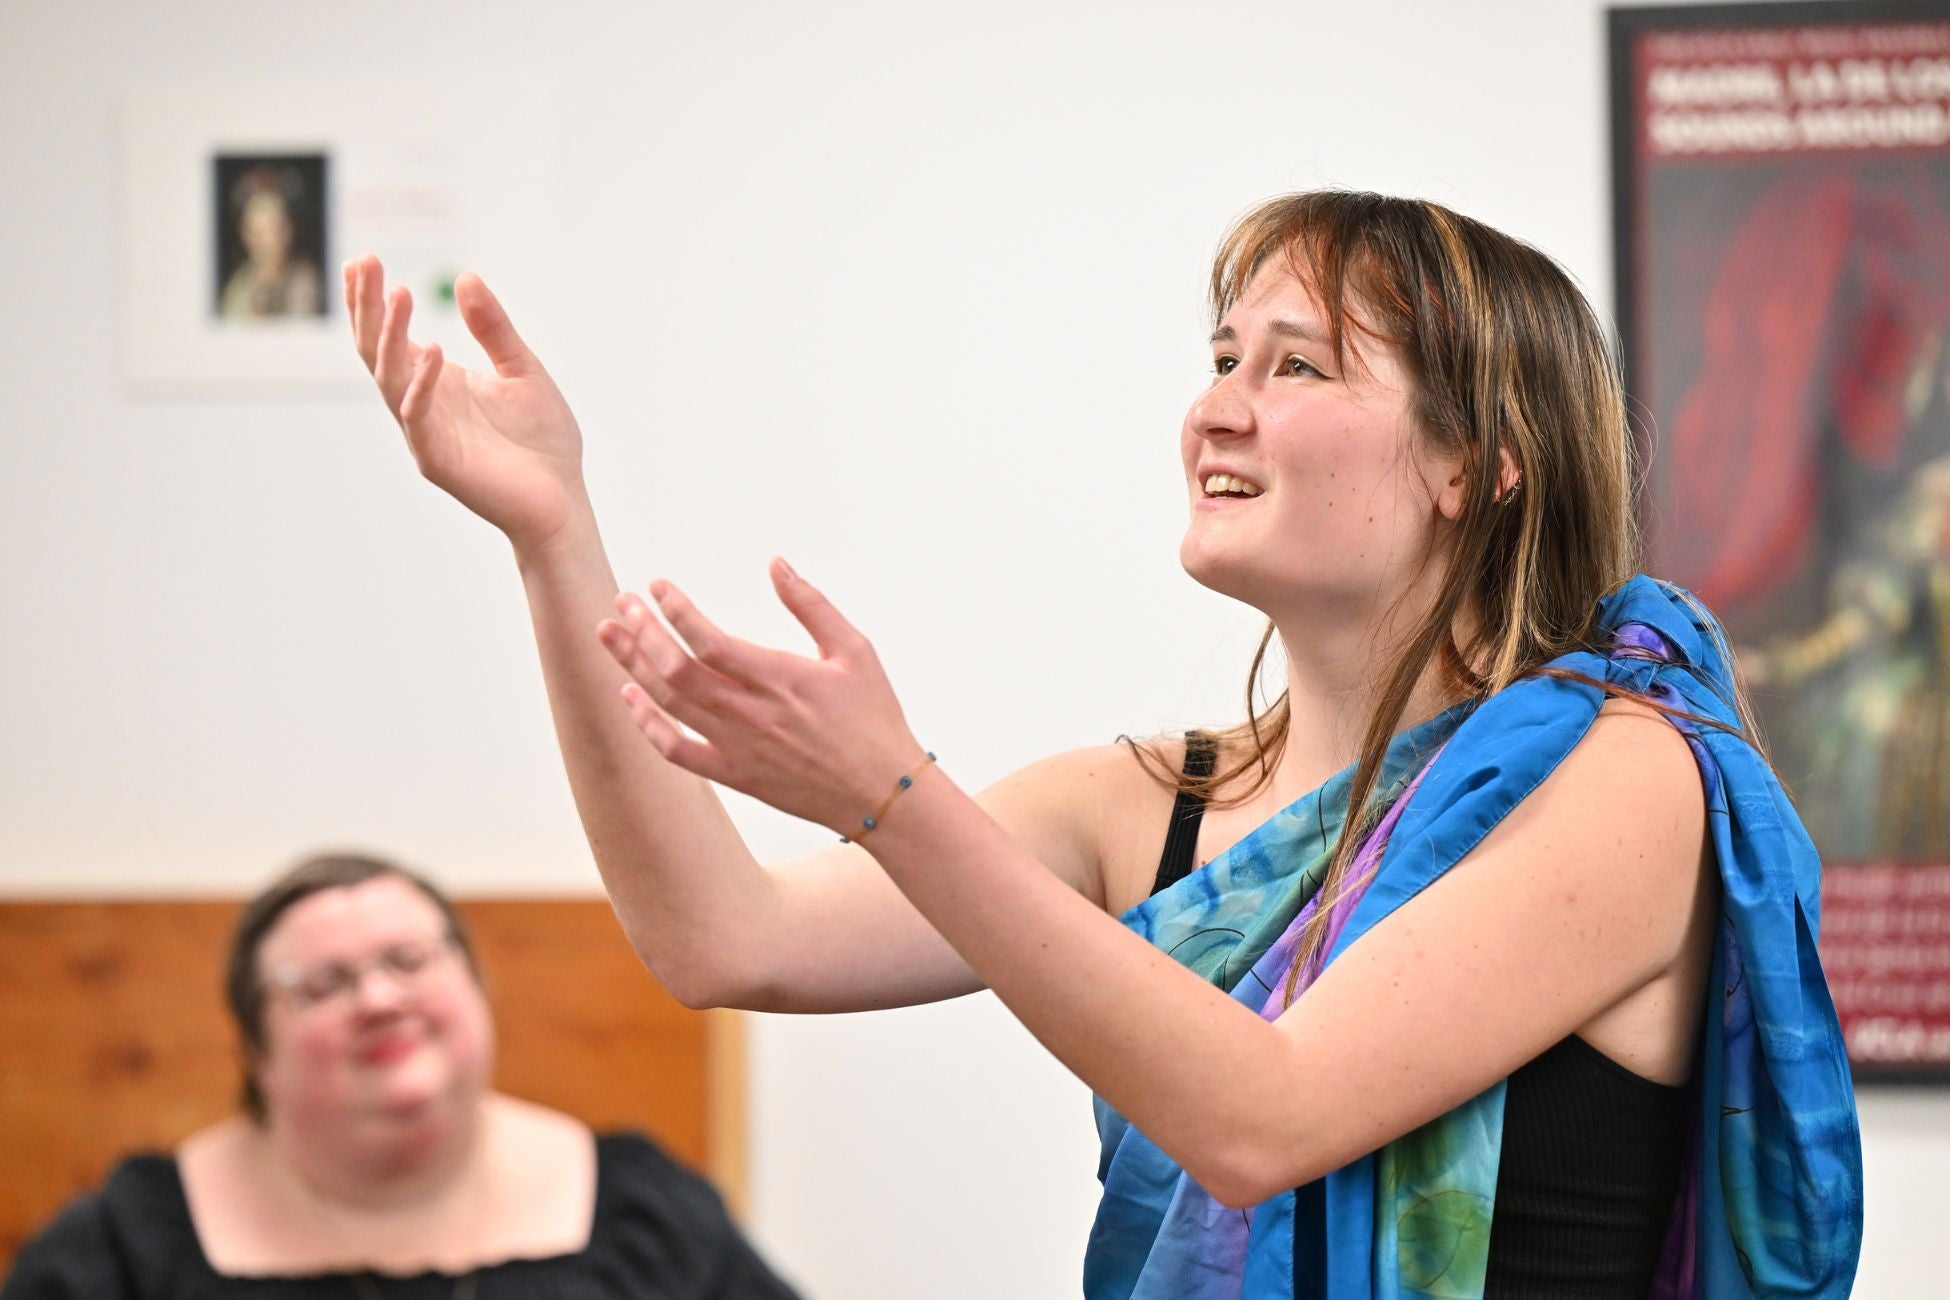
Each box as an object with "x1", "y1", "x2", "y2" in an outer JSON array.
[
  {"x1": 265, "y1": 1091, "x2": 486, "y2": 1217},
  {"x1": 1266, "y1": 589, "x2": 1476, "y2": 802}
]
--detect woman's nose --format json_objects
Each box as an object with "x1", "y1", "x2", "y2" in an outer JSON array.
[
  {"x1": 1188, "y1": 376, "x2": 1254, "y2": 442},
  {"x1": 349, "y1": 964, "x2": 412, "y2": 1012}
]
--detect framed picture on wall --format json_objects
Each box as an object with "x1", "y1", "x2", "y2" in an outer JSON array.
[
  {"x1": 1611, "y1": 1, "x2": 1950, "y2": 1080},
  {"x1": 119, "y1": 78, "x2": 560, "y2": 396},
  {"x1": 211, "y1": 152, "x2": 331, "y2": 323}
]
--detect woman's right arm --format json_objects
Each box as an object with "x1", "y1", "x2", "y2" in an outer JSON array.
[{"x1": 345, "y1": 258, "x2": 1132, "y2": 1012}]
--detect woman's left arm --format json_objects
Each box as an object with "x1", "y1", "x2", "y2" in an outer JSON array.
[{"x1": 613, "y1": 576, "x2": 1711, "y2": 1208}]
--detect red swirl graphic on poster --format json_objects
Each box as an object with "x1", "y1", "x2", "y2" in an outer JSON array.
[{"x1": 1615, "y1": 6, "x2": 1950, "y2": 1077}]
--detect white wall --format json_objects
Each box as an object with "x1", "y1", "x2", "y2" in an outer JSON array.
[{"x1": 0, "y1": 0, "x2": 1936, "y2": 1294}]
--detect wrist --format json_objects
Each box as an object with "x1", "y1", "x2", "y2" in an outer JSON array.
[
  {"x1": 836, "y1": 748, "x2": 939, "y2": 845},
  {"x1": 511, "y1": 500, "x2": 602, "y2": 577},
  {"x1": 848, "y1": 762, "x2": 979, "y2": 875}
]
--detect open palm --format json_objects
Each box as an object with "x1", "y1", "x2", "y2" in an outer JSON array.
[{"x1": 347, "y1": 256, "x2": 585, "y2": 550}]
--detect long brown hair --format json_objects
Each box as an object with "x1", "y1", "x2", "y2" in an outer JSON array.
[{"x1": 1138, "y1": 191, "x2": 1645, "y2": 983}]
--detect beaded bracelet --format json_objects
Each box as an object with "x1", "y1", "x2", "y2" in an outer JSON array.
[{"x1": 839, "y1": 752, "x2": 938, "y2": 843}]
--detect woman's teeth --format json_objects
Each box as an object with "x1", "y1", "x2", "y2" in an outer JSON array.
[{"x1": 1202, "y1": 473, "x2": 1264, "y2": 497}]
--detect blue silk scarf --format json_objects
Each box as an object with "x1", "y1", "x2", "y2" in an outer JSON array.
[{"x1": 1086, "y1": 576, "x2": 1863, "y2": 1299}]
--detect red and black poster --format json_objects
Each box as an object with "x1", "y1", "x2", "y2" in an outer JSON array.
[{"x1": 1612, "y1": 1, "x2": 1950, "y2": 1078}]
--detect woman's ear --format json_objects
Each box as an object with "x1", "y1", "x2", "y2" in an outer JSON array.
[
  {"x1": 1433, "y1": 444, "x2": 1521, "y2": 521},
  {"x1": 1435, "y1": 466, "x2": 1468, "y2": 522},
  {"x1": 1493, "y1": 446, "x2": 1522, "y2": 504}
]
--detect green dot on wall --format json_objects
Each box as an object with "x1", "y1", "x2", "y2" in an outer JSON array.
[{"x1": 433, "y1": 274, "x2": 459, "y2": 307}]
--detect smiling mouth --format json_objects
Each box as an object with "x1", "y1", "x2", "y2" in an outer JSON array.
[
  {"x1": 1201, "y1": 473, "x2": 1264, "y2": 499},
  {"x1": 357, "y1": 1031, "x2": 421, "y2": 1066}
]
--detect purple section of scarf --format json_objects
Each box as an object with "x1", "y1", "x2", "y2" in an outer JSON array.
[
  {"x1": 1248, "y1": 747, "x2": 1447, "y2": 1022},
  {"x1": 1614, "y1": 621, "x2": 1678, "y2": 661}
]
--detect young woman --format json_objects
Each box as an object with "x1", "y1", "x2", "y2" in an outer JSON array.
[{"x1": 342, "y1": 191, "x2": 1862, "y2": 1298}]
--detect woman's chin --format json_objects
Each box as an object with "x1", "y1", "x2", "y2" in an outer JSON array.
[
  {"x1": 1179, "y1": 543, "x2": 1268, "y2": 608},
  {"x1": 363, "y1": 1055, "x2": 470, "y2": 1121}
]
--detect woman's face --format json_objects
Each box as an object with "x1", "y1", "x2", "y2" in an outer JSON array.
[
  {"x1": 1178, "y1": 262, "x2": 1462, "y2": 624},
  {"x1": 251, "y1": 878, "x2": 493, "y2": 1141}
]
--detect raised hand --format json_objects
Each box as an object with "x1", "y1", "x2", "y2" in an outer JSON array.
[
  {"x1": 346, "y1": 255, "x2": 588, "y2": 552},
  {"x1": 596, "y1": 558, "x2": 930, "y2": 839}
]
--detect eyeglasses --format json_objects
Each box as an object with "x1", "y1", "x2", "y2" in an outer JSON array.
[{"x1": 267, "y1": 935, "x2": 459, "y2": 1013}]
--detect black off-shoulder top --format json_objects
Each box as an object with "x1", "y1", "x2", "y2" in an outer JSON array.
[{"x1": 2, "y1": 1132, "x2": 800, "y2": 1300}]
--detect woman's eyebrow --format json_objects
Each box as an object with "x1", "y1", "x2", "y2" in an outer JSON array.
[
  {"x1": 1269, "y1": 318, "x2": 1328, "y2": 343},
  {"x1": 1208, "y1": 319, "x2": 1328, "y2": 345}
]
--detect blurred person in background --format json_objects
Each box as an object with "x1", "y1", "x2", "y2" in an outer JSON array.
[{"x1": 2, "y1": 853, "x2": 797, "y2": 1299}]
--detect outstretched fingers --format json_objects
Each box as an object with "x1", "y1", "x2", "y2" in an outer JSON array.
[
  {"x1": 349, "y1": 255, "x2": 387, "y2": 371},
  {"x1": 599, "y1": 594, "x2": 748, "y2": 733},
  {"x1": 372, "y1": 284, "x2": 418, "y2": 415},
  {"x1": 399, "y1": 342, "x2": 444, "y2": 431},
  {"x1": 454, "y1": 272, "x2": 539, "y2": 379},
  {"x1": 618, "y1": 682, "x2": 734, "y2": 783},
  {"x1": 769, "y1": 558, "x2": 869, "y2": 661},
  {"x1": 649, "y1": 581, "x2": 771, "y2": 686}
]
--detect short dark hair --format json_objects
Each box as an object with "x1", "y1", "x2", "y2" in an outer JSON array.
[{"x1": 225, "y1": 852, "x2": 480, "y2": 1121}]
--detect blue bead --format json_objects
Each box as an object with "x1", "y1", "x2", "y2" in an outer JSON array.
[
  {"x1": 863, "y1": 816, "x2": 876, "y2": 830},
  {"x1": 899, "y1": 775, "x2": 912, "y2": 789}
]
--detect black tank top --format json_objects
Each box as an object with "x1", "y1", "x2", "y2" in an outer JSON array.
[{"x1": 1151, "y1": 735, "x2": 1691, "y2": 1298}]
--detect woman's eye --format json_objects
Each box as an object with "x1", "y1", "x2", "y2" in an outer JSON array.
[
  {"x1": 298, "y1": 966, "x2": 356, "y2": 1004},
  {"x1": 1283, "y1": 355, "x2": 1324, "y2": 379},
  {"x1": 383, "y1": 943, "x2": 434, "y2": 975},
  {"x1": 1212, "y1": 355, "x2": 1239, "y2": 377}
]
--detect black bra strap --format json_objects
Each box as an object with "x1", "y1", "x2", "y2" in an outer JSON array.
[{"x1": 1150, "y1": 732, "x2": 1217, "y2": 897}]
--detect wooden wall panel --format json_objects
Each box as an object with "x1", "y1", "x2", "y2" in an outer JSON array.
[{"x1": 0, "y1": 899, "x2": 737, "y2": 1272}]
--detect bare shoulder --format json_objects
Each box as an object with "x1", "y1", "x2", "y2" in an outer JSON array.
[
  {"x1": 175, "y1": 1115, "x2": 275, "y2": 1267},
  {"x1": 977, "y1": 738, "x2": 1184, "y2": 908},
  {"x1": 176, "y1": 1114, "x2": 256, "y2": 1192},
  {"x1": 1573, "y1": 694, "x2": 1706, "y2": 817},
  {"x1": 486, "y1": 1092, "x2": 595, "y2": 1160},
  {"x1": 484, "y1": 1094, "x2": 597, "y2": 1249},
  {"x1": 1487, "y1": 691, "x2": 1708, "y2": 904},
  {"x1": 177, "y1": 1113, "x2": 252, "y2": 1163},
  {"x1": 986, "y1": 737, "x2": 1179, "y2": 793},
  {"x1": 1463, "y1": 692, "x2": 1717, "y2": 1079},
  {"x1": 1593, "y1": 689, "x2": 1702, "y2": 738}
]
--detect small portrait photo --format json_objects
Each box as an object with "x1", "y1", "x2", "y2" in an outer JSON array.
[{"x1": 212, "y1": 153, "x2": 329, "y2": 322}]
